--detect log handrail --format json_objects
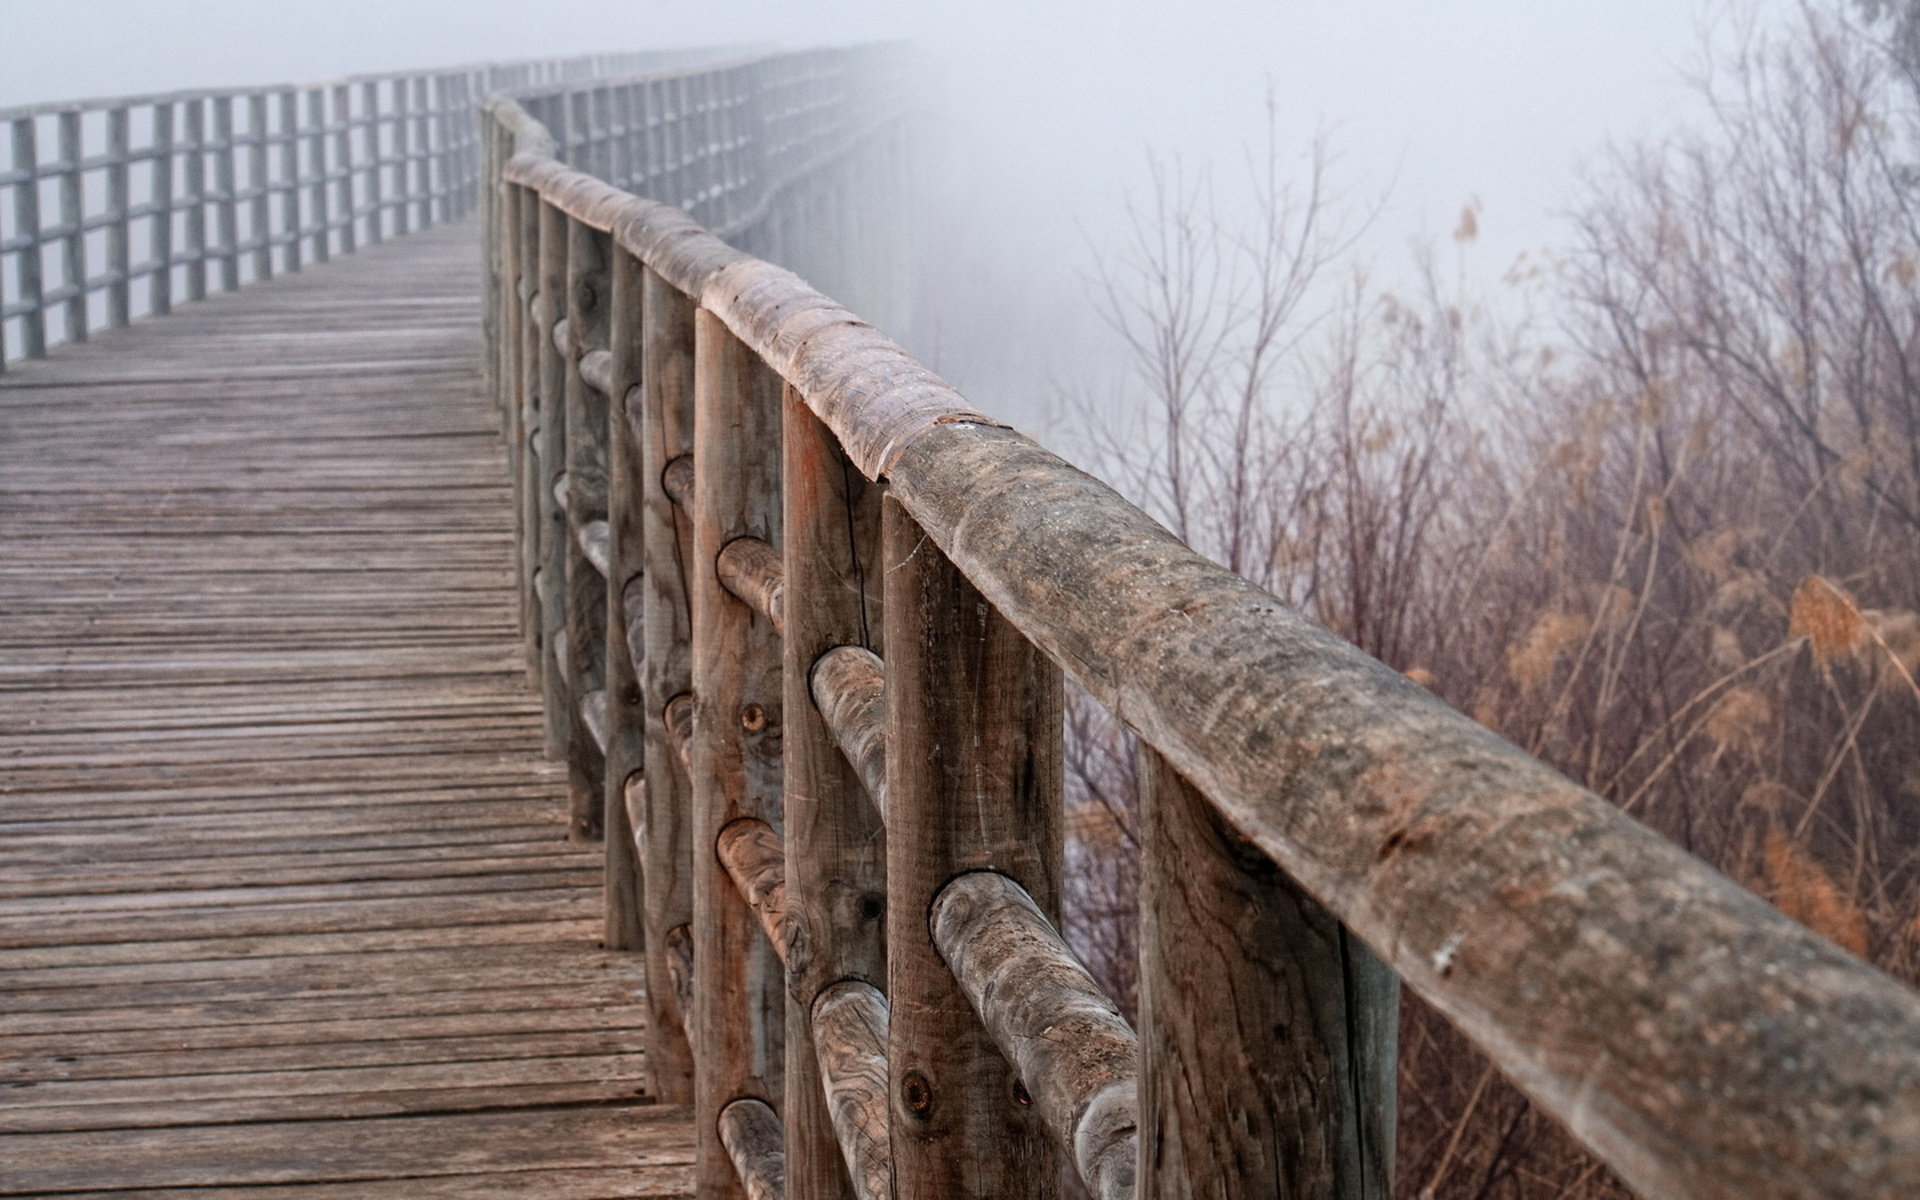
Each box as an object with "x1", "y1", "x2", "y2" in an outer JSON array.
[{"x1": 485, "y1": 46, "x2": 1920, "y2": 1200}]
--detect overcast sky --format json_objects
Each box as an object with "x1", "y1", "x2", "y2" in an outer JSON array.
[{"x1": 2, "y1": 0, "x2": 1799, "y2": 416}]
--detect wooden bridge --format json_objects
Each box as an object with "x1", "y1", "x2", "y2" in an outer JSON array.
[{"x1": 5, "y1": 48, "x2": 1920, "y2": 1200}]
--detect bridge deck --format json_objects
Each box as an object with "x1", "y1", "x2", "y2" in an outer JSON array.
[{"x1": 0, "y1": 224, "x2": 694, "y2": 1196}]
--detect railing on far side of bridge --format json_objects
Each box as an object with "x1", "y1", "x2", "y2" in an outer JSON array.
[
  {"x1": 0, "y1": 51, "x2": 701, "y2": 370},
  {"x1": 486, "y1": 47, "x2": 1920, "y2": 1200}
]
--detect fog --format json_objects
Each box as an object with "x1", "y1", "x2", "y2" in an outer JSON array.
[{"x1": 3, "y1": 0, "x2": 1796, "y2": 423}]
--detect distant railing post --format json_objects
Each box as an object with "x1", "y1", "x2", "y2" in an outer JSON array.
[
  {"x1": 781, "y1": 390, "x2": 886, "y2": 1200},
  {"x1": 57, "y1": 110, "x2": 85, "y2": 343},
  {"x1": 513, "y1": 184, "x2": 543, "y2": 682},
  {"x1": 882, "y1": 494, "x2": 1063, "y2": 1196},
  {"x1": 106, "y1": 105, "x2": 131, "y2": 325},
  {"x1": 278, "y1": 89, "x2": 301, "y2": 271},
  {"x1": 562, "y1": 215, "x2": 610, "y2": 842},
  {"x1": 150, "y1": 101, "x2": 175, "y2": 315},
  {"x1": 601, "y1": 242, "x2": 648, "y2": 952},
  {"x1": 306, "y1": 89, "x2": 329, "y2": 262},
  {"x1": 10, "y1": 117, "x2": 46, "y2": 358},
  {"x1": 638, "y1": 262, "x2": 698, "y2": 1103},
  {"x1": 1137, "y1": 747, "x2": 1398, "y2": 1199},
  {"x1": 534, "y1": 197, "x2": 571, "y2": 760},
  {"x1": 690, "y1": 307, "x2": 788, "y2": 1200},
  {"x1": 183, "y1": 98, "x2": 208, "y2": 303},
  {"x1": 361, "y1": 80, "x2": 383, "y2": 243},
  {"x1": 248, "y1": 93, "x2": 272, "y2": 280},
  {"x1": 212, "y1": 96, "x2": 240, "y2": 291}
]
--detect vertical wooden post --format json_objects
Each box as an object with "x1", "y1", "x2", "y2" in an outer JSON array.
[
  {"x1": 106, "y1": 105, "x2": 131, "y2": 325},
  {"x1": 1137, "y1": 748, "x2": 1399, "y2": 1200},
  {"x1": 534, "y1": 197, "x2": 571, "y2": 761},
  {"x1": 248, "y1": 93, "x2": 272, "y2": 281},
  {"x1": 562, "y1": 217, "x2": 610, "y2": 842},
  {"x1": 10, "y1": 118, "x2": 45, "y2": 358},
  {"x1": 278, "y1": 90, "x2": 301, "y2": 272},
  {"x1": 57, "y1": 111, "x2": 85, "y2": 342},
  {"x1": 150, "y1": 102, "x2": 175, "y2": 315},
  {"x1": 306, "y1": 89, "x2": 330, "y2": 262},
  {"x1": 882, "y1": 495, "x2": 1063, "y2": 1198},
  {"x1": 691, "y1": 307, "x2": 786, "y2": 1200},
  {"x1": 392, "y1": 80, "x2": 412, "y2": 237},
  {"x1": 361, "y1": 80, "x2": 384, "y2": 243},
  {"x1": 182, "y1": 98, "x2": 207, "y2": 303},
  {"x1": 211, "y1": 97, "x2": 240, "y2": 292},
  {"x1": 602, "y1": 244, "x2": 647, "y2": 952},
  {"x1": 638, "y1": 264, "x2": 697, "y2": 1103},
  {"x1": 515, "y1": 186, "x2": 544, "y2": 681},
  {"x1": 782, "y1": 390, "x2": 886, "y2": 1200}
]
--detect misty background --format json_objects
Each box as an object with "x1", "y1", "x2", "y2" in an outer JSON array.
[{"x1": 1, "y1": 0, "x2": 1795, "y2": 430}]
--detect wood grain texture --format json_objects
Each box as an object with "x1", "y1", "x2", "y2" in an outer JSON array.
[
  {"x1": 717, "y1": 536, "x2": 788, "y2": 638},
  {"x1": 601, "y1": 242, "x2": 648, "y2": 952},
  {"x1": 883, "y1": 420, "x2": 1920, "y2": 1200},
  {"x1": 561, "y1": 217, "x2": 611, "y2": 841},
  {"x1": 720, "y1": 1097, "x2": 788, "y2": 1200},
  {"x1": 808, "y1": 646, "x2": 887, "y2": 821},
  {"x1": 690, "y1": 307, "x2": 788, "y2": 1200},
  {"x1": 810, "y1": 981, "x2": 893, "y2": 1200},
  {"x1": 638, "y1": 264, "x2": 699, "y2": 1102},
  {"x1": 533, "y1": 196, "x2": 571, "y2": 760},
  {"x1": 1138, "y1": 746, "x2": 1396, "y2": 1200},
  {"x1": 882, "y1": 495, "x2": 1063, "y2": 1199},
  {"x1": 930, "y1": 871, "x2": 1137, "y2": 1200},
  {"x1": 0, "y1": 222, "x2": 692, "y2": 1196},
  {"x1": 781, "y1": 390, "x2": 886, "y2": 1200}
]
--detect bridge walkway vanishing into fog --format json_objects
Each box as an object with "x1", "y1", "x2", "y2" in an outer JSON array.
[
  {"x1": 8, "y1": 45, "x2": 1920, "y2": 1200},
  {"x1": 0, "y1": 223, "x2": 697, "y2": 1196}
]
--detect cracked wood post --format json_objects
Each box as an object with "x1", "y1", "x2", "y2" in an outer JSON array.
[
  {"x1": 783, "y1": 387, "x2": 886, "y2": 1200},
  {"x1": 811, "y1": 981, "x2": 892, "y2": 1200},
  {"x1": 638, "y1": 263, "x2": 696, "y2": 1102},
  {"x1": 882, "y1": 493, "x2": 1062, "y2": 1197},
  {"x1": 533, "y1": 195, "x2": 570, "y2": 760},
  {"x1": 1138, "y1": 748, "x2": 1397, "y2": 1199},
  {"x1": 692, "y1": 306, "x2": 786, "y2": 1200},
  {"x1": 563, "y1": 216, "x2": 610, "y2": 842},
  {"x1": 601, "y1": 241, "x2": 647, "y2": 950}
]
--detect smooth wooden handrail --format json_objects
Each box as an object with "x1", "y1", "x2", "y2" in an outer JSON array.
[{"x1": 486, "y1": 46, "x2": 1920, "y2": 1200}]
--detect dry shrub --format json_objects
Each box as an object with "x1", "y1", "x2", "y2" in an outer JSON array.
[{"x1": 1065, "y1": 5, "x2": 1920, "y2": 1196}]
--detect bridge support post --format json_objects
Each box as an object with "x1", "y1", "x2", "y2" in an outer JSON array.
[
  {"x1": 534, "y1": 197, "x2": 571, "y2": 761},
  {"x1": 601, "y1": 243, "x2": 647, "y2": 951},
  {"x1": 637, "y1": 263, "x2": 697, "y2": 1102},
  {"x1": 691, "y1": 308, "x2": 787, "y2": 1199},
  {"x1": 781, "y1": 391, "x2": 887, "y2": 1200},
  {"x1": 562, "y1": 216, "x2": 610, "y2": 841},
  {"x1": 1137, "y1": 746, "x2": 1400, "y2": 1199},
  {"x1": 882, "y1": 495, "x2": 1063, "y2": 1198}
]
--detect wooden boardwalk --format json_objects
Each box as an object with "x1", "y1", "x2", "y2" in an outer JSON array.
[{"x1": 0, "y1": 224, "x2": 694, "y2": 1196}]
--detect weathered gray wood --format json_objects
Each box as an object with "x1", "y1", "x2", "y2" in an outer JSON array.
[
  {"x1": 0, "y1": 225, "x2": 694, "y2": 1193},
  {"x1": 882, "y1": 420, "x2": 1920, "y2": 1200},
  {"x1": 637, "y1": 264, "x2": 698, "y2": 1101},
  {"x1": 810, "y1": 981, "x2": 893, "y2": 1200},
  {"x1": 1138, "y1": 746, "x2": 1396, "y2": 1200},
  {"x1": 931, "y1": 871, "x2": 1137, "y2": 1200},
  {"x1": 808, "y1": 646, "x2": 886, "y2": 820},
  {"x1": 663, "y1": 453, "x2": 696, "y2": 509},
  {"x1": 781, "y1": 388, "x2": 886, "y2": 1200},
  {"x1": 600, "y1": 248, "x2": 648, "y2": 953},
  {"x1": 882, "y1": 494, "x2": 1063, "y2": 1197},
  {"x1": 562, "y1": 217, "x2": 612, "y2": 841},
  {"x1": 720, "y1": 1098, "x2": 787, "y2": 1200},
  {"x1": 667, "y1": 922, "x2": 698, "y2": 1048},
  {"x1": 691, "y1": 306, "x2": 787, "y2": 1200},
  {"x1": 717, "y1": 536, "x2": 787, "y2": 638}
]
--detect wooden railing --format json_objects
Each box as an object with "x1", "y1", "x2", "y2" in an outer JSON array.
[
  {"x1": 487, "y1": 49, "x2": 1920, "y2": 1200},
  {"x1": 0, "y1": 51, "x2": 706, "y2": 369}
]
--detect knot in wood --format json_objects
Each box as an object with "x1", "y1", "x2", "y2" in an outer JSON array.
[
  {"x1": 901, "y1": 1070, "x2": 933, "y2": 1117},
  {"x1": 740, "y1": 703, "x2": 767, "y2": 732}
]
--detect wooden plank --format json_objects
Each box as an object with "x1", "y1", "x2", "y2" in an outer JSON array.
[{"x1": 881, "y1": 495, "x2": 1064, "y2": 1197}]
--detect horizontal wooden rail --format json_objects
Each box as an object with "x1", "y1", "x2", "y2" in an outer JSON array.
[{"x1": 484, "y1": 43, "x2": 1920, "y2": 1200}]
